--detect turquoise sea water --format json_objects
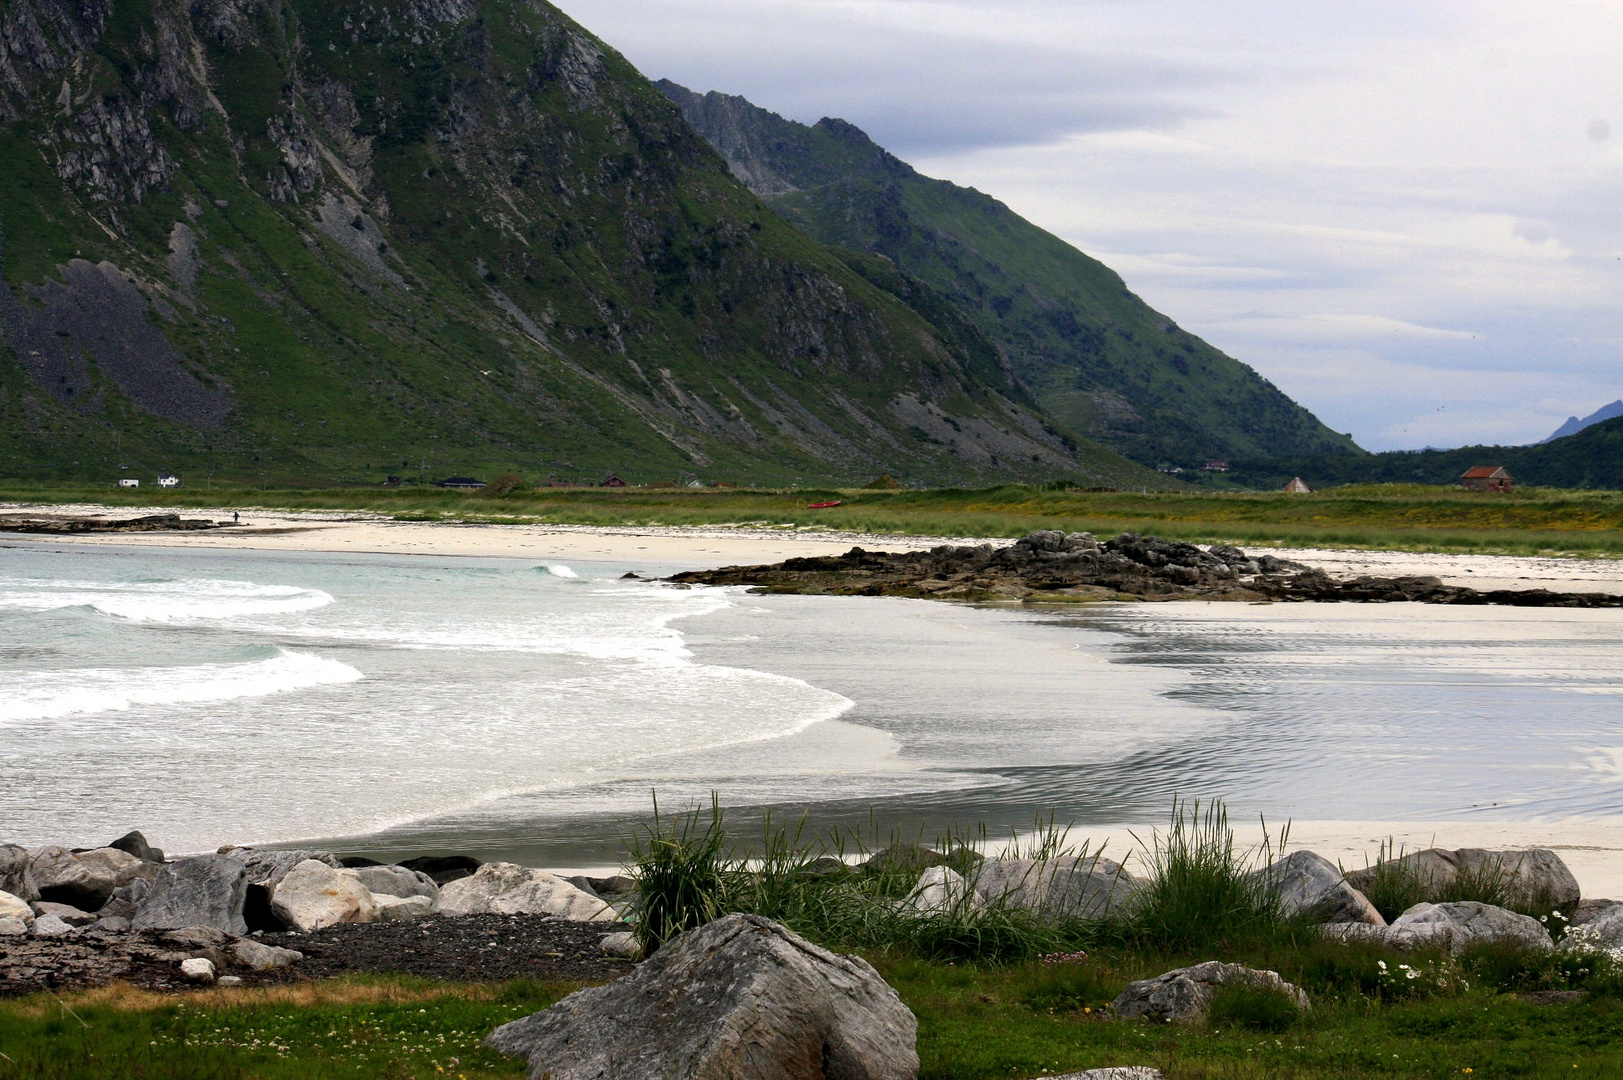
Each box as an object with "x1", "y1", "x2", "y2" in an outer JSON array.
[{"x1": 3, "y1": 541, "x2": 1621, "y2": 863}]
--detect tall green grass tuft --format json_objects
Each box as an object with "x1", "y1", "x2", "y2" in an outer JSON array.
[
  {"x1": 624, "y1": 794, "x2": 742, "y2": 953},
  {"x1": 1120, "y1": 799, "x2": 1292, "y2": 951}
]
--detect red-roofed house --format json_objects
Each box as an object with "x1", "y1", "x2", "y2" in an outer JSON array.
[{"x1": 1461, "y1": 466, "x2": 1513, "y2": 492}]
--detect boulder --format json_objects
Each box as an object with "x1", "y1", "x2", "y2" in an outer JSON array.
[
  {"x1": 231, "y1": 938, "x2": 304, "y2": 971},
  {"x1": 0, "y1": 843, "x2": 38, "y2": 901},
  {"x1": 32, "y1": 901, "x2": 97, "y2": 927},
  {"x1": 487, "y1": 913, "x2": 917, "y2": 1080},
  {"x1": 1112, "y1": 961, "x2": 1310, "y2": 1024},
  {"x1": 1570, "y1": 899, "x2": 1621, "y2": 926},
  {"x1": 269, "y1": 860, "x2": 379, "y2": 932},
  {"x1": 1049, "y1": 1071, "x2": 1163, "y2": 1080},
  {"x1": 598, "y1": 930, "x2": 641, "y2": 959},
  {"x1": 904, "y1": 866, "x2": 977, "y2": 914},
  {"x1": 399, "y1": 854, "x2": 482, "y2": 885},
  {"x1": 160, "y1": 926, "x2": 234, "y2": 968},
  {"x1": 79, "y1": 848, "x2": 156, "y2": 887},
  {"x1": 1251, "y1": 851, "x2": 1384, "y2": 925},
  {"x1": 180, "y1": 957, "x2": 217, "y2": 984},
  {"x1": 132, "y1": 855, "x2": 250, "y2": 935},
  {"x1": 108, "y1": 830, "x2": 165, "y2": 864},
  {"x1": 862, "y1": 843, "x2": 955, "y2": 877},
  {"x1": 354, "y1": 865, "x2": 439, "y2": 900},
  {"x1": 1561, "y1": 904, "x2": 1623, "y2": 954},
  {"x1": 1345, "y1": 847, "x2": 1580, "y2": 910},
  {"x1": 373, "y1": 894, "x2": 436, "y2": 922},
  {"x1": 973, "y1": 856, "x2": 1142, "y2": 921},
  {"x1": 589, "y1": 874, "x2": 640, "y2": 897},
  {"x1": 223, "y1": 848, "x2": 344, "y2": 931},
  {"x1": 31, "y1": 913, "x2": 75, "y2": 937},
  {"x1": 437, "y1": 863, "x2": 613, "y2": 920},
  {"x1": 0, "y1": 889, "x2": 35, "y2": 927},
  {"x1": 1385, "y1": 901, "x2": 1554, "y2": 953},
  {"x1": 30, "y1": 845, "x2": 135, "y2": 910},
  {"x1": 94, "y1": 915, "x2": 131, "y2": 933},
  {"x1": 0, "y1": 916, "x2": 29, "y2": 935}
]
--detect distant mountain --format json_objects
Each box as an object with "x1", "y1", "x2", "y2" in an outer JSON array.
[
  {"x1": 0, "y1": 0, "x2": 1161, "y2": 489},
  {"x1": 1224, "y1": 415, "x2": 1623, "y2": 491},
  {"x1": 1540, "y1": 401, "x2": 1623, "y2": 444},
  {"x1": 658, "y1": 82, "x2": 1362, "y2": 468}
]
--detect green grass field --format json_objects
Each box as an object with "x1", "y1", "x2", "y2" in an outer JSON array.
[
  {"x1": 3, "y1": 953, "x2": 1618, "y2": 1079},
  {"x1": 5, "y1": 481, "x2": 1623, "y2": 557}
]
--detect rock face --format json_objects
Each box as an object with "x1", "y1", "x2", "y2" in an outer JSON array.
[
  {"x1": 1251, "y1": 851, "x2": 1384, "y2": 926},
  {"x1": 973, "y1": 856, "x2": 1143, "y2": 921},
  {"x1": 1384, "y1": 902, "x2": 1555, "y2": 953},
  {"x1": 1345, "y1": 847, "x2": 1581, "y2": 910},
  {"x1": 269, "y1": 861, "x2": 379, "y2": 932},
  {"x1": 1, "y1": 844, "x2": 38, "y2": 901},
  {"x1": 132, "y1": 855, "x2": 250, "y2": 935},
  {"x1": 1112, "y1": 961, "x2": 1310, "y2": 1024},
  {"x1": 355, "y1": 865, "x2": 439, "y2": 901},
  {"x1": 670, "y1": 533, "x2": 1623, "y2": 607},
  {"x1": 487, "y1": 913, "x2": 918, "y2": 1080},
  {"x1": 438, "y1": 863, "x2": 613, "y2": 921}
]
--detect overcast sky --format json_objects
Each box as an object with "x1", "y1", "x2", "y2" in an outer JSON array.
[{"x1": 560, "y1": 0, "x2": 1621, "y2": 451}]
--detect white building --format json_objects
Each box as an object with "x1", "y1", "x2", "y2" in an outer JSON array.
[
  {"x1": 117, "y1": 478, "x2": 140, "y2": 488},
  {"x1": 157, "y1": 473, "x2": 180, "y2": 488}
]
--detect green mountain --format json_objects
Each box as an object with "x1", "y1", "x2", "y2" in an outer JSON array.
[
  {"x1": 0, "y1": 0, "x2": 1163, "y2": 489},
  {"x1": 1225, "y1": 416, "x2": 1623, "y2": 492},
  {"x1": 658, "y1": 82, "x2": 1361, "y2": 469}
]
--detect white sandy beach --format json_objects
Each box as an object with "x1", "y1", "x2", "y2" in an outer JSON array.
[{"x1": 5, "y1": 504, "x2": 1621, "y2": 898}]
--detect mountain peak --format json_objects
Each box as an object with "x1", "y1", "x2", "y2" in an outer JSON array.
[{"x1": 1540, "y1": 400, "x2": 1623, "y2": 444}]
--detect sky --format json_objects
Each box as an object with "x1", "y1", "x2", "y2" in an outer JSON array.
[{"x1": 558, "y1": 0, "x2": 1622, "y2": 451}]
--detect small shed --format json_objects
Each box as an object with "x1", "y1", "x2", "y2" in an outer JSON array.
[
  {"x1": 437, "y1": 476, "x2": 486, "y2": 490},
  {"x1": 600, "y1": 473, "x2": 627, "y2": 487},
  {"x1": 1461, "y1": 466, "x2": 1513, "y2": 492},
  {"x1": 157, "y1": 473, "x2": 180, "y2": 488},
  {"x1": 117, "y1": 478, "x2": 140, "y2": 488},
  {"x1": 1282, "y1": 477, "x2": 1312, "y2": 494}
]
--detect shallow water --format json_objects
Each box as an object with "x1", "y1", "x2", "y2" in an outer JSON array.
[{"x1": 3, "y1": 542, "x2": 1620, "y2": 866}]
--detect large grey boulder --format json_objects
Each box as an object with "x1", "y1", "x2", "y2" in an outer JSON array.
[
  {"x1": 373, "y1": 894, "x2": 436, "y2": 922},
  {"x1": 438, "y1": 863, "x2": 613, "y2": 920},
  {"x1": 1251, "y1": 850, "x2": 1384, "y2": 925},
  {"x1": 30, "y1": 845, "x2": 141, "y2": 910},
  {"x1": 32, "y1": 901, "x2": 97, "y2": 927},
  {"x1": 31, "y1": 913, "x2": 75, "y2": 937},
  {"x1": 223, "y1": 848, "x2": 343, "y2": 889},
  {"x1": 269, "y1": 861, "x2": 379, "y2": 932},
  {"x1": 231, "y1": 938, "x2": 304, "y2": 971},
  {"x1": 1345, "y1": 847, "x2": 1580, "y2": 910},
  {"x1": 0, "y1": 844, "x2": 38, "y2": 901},
  {"x1": 973, "y1": 855, "x2": 1142, "y2": 921},
  {"x1": 355, "y1": 865, "x2": 439, "y2": 901},
  {"x1": 1112, "y1": 961, "x2": 1310, "y2": 1024},
  {"x1": 487, "y1": 913, "x2": 918, "y2": 1080},
  {"x1": 1385, "y1": 901, "x2": 1554, "y2": 953},
  {"x1": 132, "y1": 855, "x2": 250, "y2": 935}
]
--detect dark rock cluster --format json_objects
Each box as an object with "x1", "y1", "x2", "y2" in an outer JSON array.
[
  {"x1": 670, "y1": 530, "x2": 1623, "y2": 608},
  {"x1": 0, "y1": 513, "x2": 227, "y2": 533}
]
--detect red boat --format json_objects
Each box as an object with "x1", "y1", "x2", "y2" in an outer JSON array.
[{"x1": 806, "y1": 500, "x2": 842, "y2": 509}]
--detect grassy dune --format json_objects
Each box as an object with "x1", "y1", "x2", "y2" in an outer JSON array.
[{"x1": 5, "y1": 481, "x2": 1623, "y2": 556}]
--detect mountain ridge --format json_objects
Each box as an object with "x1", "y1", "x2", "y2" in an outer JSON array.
[
  {"x1": 0, "y1": 0, "x2": 1161, "y2": 488},
  {"x1": 657, "y1": 81, "x2": 1361, "y2": 469},
  {"x1": 1541, "y1": 400, "x2": 1623, "y2": 444}
]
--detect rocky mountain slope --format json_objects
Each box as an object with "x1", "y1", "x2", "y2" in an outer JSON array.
[
  {"x1": 659, "y1": 82, "x2": 1361, "y2": 469},
  {"x1": 1541, "y1": 400, "x2": 1623, "y2": 445},
  {"x1": 0, "y1": 0, "x2": 1162, "y2": 487}
]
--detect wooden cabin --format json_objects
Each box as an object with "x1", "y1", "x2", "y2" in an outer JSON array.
[
  {"x1": 600, "y1": 474, "x2": 627, "y2": 487},
  {"x1": 1460, "y1": 466, "x2": 1513, "y2": 492},
  {"x1": 437, "y1": 476, "x2": 486, "y2": 490}
]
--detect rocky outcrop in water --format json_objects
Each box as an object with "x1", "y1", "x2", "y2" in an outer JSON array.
[
  {"x1": 670, "y1": 530, "x2": 1623, "y2": 607},
  {"x1": 0, "y1": 513, "x2": 229, "y2": 533}
]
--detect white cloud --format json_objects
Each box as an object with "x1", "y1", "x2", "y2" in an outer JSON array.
[{"x1": 558, "y1": 0, "x2": 1623, "y2": 451}]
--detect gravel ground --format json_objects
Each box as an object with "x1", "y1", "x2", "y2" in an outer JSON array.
[{"x1": 1, "y1": 915, "x2": 632, "y2": 997}]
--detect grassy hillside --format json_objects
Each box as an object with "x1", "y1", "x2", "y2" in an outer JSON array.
[
  {"x1": 0, "y1": 0, "x2": 1159, "y2": 490},
  {"x1": 1227, "y1": 416, "x2": 1623, "y2": 492},
  {"x1": 659, "y1": 82, "x2": 1361, "y2": 469}
]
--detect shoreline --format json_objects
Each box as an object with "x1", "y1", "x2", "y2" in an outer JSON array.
[{"x1": 6, "y1": 502, "x2": 1623, "y2": 590}]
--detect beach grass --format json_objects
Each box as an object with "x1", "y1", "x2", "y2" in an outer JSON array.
[{"x1": 5, "y1": 480, "x2": 1623, "y2": 556}]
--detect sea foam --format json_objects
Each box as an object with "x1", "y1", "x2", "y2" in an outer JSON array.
[{"x1": 0, "y1": 577, "x2": 334, "y2": 622}]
